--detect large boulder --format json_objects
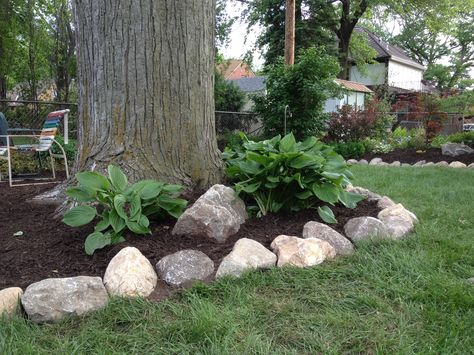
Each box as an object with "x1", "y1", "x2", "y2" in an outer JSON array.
[
  {"x1": 377, "y1": 196, "x2": 395, "y2": 209},
  {"x1": 216, "y1": 238, "x2": 276, "y2": 278},
  {"x1": 0, "y1": 287, "x2": 23, "y2": 318},
  {"x1": 103, "y1": 247, "x2": 157, "y2": 297},
  {"x1": 172, "y1": 184, "x2": 247, "y2": 243},
  {"x1": 21, "y1": 276, "x2": 108, "y2": 323},
  {"x1": 377, "y1": 204, "x2": 417, "y2": 239},
  {"x1": 441, "y1": 142, "x2": 474, "y2": 157},
  {"x1": 156, "y1": 250, "x2": 215, "y2": 286},
  {"x1": 270, "y1": 235, "x2": 336, "y2": 268},
  {"x1": 302, "y1": 221, "x2": 353, "y2": 256},
  {"x1": 344, "y1": 217, "x2": 390, "y2": 242}
]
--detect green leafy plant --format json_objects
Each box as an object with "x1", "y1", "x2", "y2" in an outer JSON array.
[
  {"x1": 447, "y1": 131, "x2": 474, "y2": 147},
  {"x1": 222, "y1": 132, "x2": 364, "y2": 223},
  {"x1": 63, "y1": 165, "x2": 187, "y2": 255},
  {"x1": 332, "y1": 141, "x2": 366, "y2": 159}
]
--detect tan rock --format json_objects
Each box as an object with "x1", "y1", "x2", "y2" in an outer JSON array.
[
  {"x1": 377, "y1": 204, "x2": 417, "y2": 239},
  {"x1": 449, "y1": 161, "x2": 467, "y2": 168},
  {"x1": 0, "y1": 287, "x2": 23, "y2": 318},
  {"x1": 377, "y1": 196, "x2": 395, "y2": 209},
  {"x1": 103, "y1": 247, "x2": 157, "y2": 297},
  {"x1": 270, "y1": 235, "x2": 336, "y2": 268},
  {"x1": 302, "y1": 221, "x2": 353, "y2": 256}
]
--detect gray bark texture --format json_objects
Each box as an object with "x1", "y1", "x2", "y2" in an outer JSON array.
[{"x1": 71, "y1": 0, "x2": 222, "y2": 187}]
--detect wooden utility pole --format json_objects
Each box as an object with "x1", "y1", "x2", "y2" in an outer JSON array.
[{"x1": 284, "y1": 0, "x2": 295, "y2": 66}]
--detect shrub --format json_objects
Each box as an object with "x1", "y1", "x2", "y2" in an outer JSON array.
[
  {"x1": 222, "y1": 132, "x2": 364, "y2": 223},
  {"x1": 332, "y1": 141, "x2": 366, "y2": 159},
  {"x1": 447, "y1": 131, "x2": 474, "y2": 147},
  {"x1": 253, "y1": 47, "x2": 341, "y2": 139},
  {"x1": 363, "y1": 138, "x2": 393, "y2": 154},
  {"x1": 63, "y1": 165, "x2": 187, "y2": 255},
  {"x1": 430, "y1": 134, "x2": 449, "y2": 148},
  {"x1": 214, "y1": 71, "x2": 246, "y2": 112},
  {"x1": 387, "y1": 127, "x2": 428, "y2": 150}
]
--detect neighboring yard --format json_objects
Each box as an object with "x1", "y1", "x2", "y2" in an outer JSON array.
[{"x1": 1, "y1": 166, "x2": 473, "y2": 354}]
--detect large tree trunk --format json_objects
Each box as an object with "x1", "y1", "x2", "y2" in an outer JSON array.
[{"x1": 71, "y1": 0, "x2": 222, "y2": 188}]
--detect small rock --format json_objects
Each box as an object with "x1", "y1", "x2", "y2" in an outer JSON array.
[
  {"x1": 435, "y1": 161, "x2": 449, "y2": 167},
  {"x1": 270, "y1": 235, "x2": 336, "y2": 268},
  {"x1": 302, "y1": 221, "x2": 353, "y2": 255},
  {"x1": 467, "y1": 277, "x2": 474, "y2": 285},
  {"x1": 390, "y1": 161, "x2": 401, "y2": 167},
  {"x1": 449, "y1": 161, "x2": 467, "y2": 168},
  {"x1": 216, "y1": 239, "x2": 276, "y2": 278},
  {"x1": 0, "y1": 287, "x2": 23, "y2": 318},
  {"x1": 413, "y1": 160, "x2": 426, "y2": 166},
  {"x1": 358, "y1": 159, "x2": 369, "y2": 165},
  {"x1": 156, "y1": 250, "x2": 214, "y2": 286},
  {"x1": 377, "y1": 204, "x2": 417, "y2": 239},
  {"x1": 21, "y1": 276, "x2": 108, "y2": 323},
  {"x1": 344, "y1": 217, "x2": 390, "y2": 242},
  {"x1": 347, "y1": 159, "x2": 358, "y2": 164},
  {"x1": 345, "y1": 186, "x2": 381, "y2": 201},
  {"x1": 422, "y1": 162, "x2": 435, "y2": 167},
  {"x1": 401, "y1": 163, "x2": 411, "y2": 167},
  {"x1": 468, "y1": 163, "x2": 474, "y2": 168},
  {"x1": 172, "y1": 184, "x2": 247, "y2": 243},
  {"x1": 103, "y1": 247, "x2": 157, "y2": 297},
  {"x1": 441, "y1": 142, "x2": 474, "y2": 157},
  {"x1": 378, "y1": 162, "x2": 389, "y2": 166},
  {"x1": 377, "y1": 196, "x2": 395, "y2": 209},
  {"x1": 369, "y1": 158, "x2": 383, "y2": 165}
]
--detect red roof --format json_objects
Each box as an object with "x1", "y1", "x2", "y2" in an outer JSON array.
[{"x1": 335, "y1": 79, "x2": 373, "y2": 93}]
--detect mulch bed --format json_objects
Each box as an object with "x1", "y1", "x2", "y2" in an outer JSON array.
[
  {"x1": 0, "y1": 182, "x2": 380, "y2": 298},
  {"x1": 363, "y1": 148, "x2": 474, "y2": 165}
]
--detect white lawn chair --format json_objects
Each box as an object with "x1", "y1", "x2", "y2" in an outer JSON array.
[{"x1": 0, "y1": 109, "x2": 70, "y2": 187}]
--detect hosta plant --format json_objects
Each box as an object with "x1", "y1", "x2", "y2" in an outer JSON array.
[
  {"x1": 63, "y1": 165, "x2": 187, "y2": 255},
  {"x1": 223, "y1": 133, "x2": 364, "y2": 223}
]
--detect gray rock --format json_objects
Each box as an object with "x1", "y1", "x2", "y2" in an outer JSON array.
[
  {"x1": 172, "y1": 184, "x2": 247, "y2": 243},
  {"x1": 467, "y1": 277, "x2": 474, "y2": 285},
  {"x1": 345, "y1": 186, "x2": 381, "y2": 201},
  {"x1": 347, "y1": 159, "x2": 358, "y2": 164},
  {"x1": 449, "y1": 161, "x2": 467, "y2": 168},
  {"x1": 0, "y1": 287, "x2": 23, "y2": 318},
  {"x1": 21, "y1": 277, "x2": 108, "y2": 323},
  {"x1": 390, "y1": 161, "x2": 401, "y2": 167},
  {"x1": 216, "y1": 238, "x2": 276, "y2": 278},
  {"x1": 103, "y1": 247, "x2": 157, "y2": 297},
  {"x1": 377, "y1": 204, "x2": 417, "y2": 239},
  {"x1": 413, "y1": 160, "x2": 426, "y2": 166},
  {"x1": 468, "y1": 163, "x2": 474, "y2": 168},
  {"x1": 441, "y1": 142, "x2": 474, "y2": 157},
  {"x1": 369, "y1": 158, "x2": 383, "y2": 165},
  {"x1": 358, "y1": 159, "x2": 369, "y2": 165},
  {"x1": 377, "y1": 196, "x2": 396, "y2": 209},
  {"x1": 156, "y1": 250, "x2": 214, "y2": 286},
  {"x1": 401, "y1": 163, "x2": 411, "y2": 167},
  {"x1": 344, "y1": 217, "x2": 390, "y2": 242},
  {"x1": 302, "y1": 221, "x2": 353, "y2": 255},
  {"x1": 422, "y1": 162, "x2": 435, "y2": 167},
  {"x1": 435, "y1": 161, "x2": 449, "y2": 167}
]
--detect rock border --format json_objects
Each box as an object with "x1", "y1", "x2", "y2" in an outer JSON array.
[{"x1": 347, "y1": 158, "x2": 474, "y2": 169}]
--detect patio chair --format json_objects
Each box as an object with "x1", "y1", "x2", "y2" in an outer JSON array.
[{"x1": 0, "y1": 109, "x2": 70, "y2": 187}]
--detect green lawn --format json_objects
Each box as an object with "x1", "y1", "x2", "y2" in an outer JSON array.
[{"x1": 1, "y1": 166, "x2": 473, "y2": 354}]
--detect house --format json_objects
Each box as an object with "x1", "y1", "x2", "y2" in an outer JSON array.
[
  {"x1": 324, "y1": 79, "x2": 373, "y2": 113},
  {"x1": 350, "y1": 28, "x2": 426, "y2": 92},
  {"x1": 229, "y1": 76, "x2": 266, "y2": 111},
  {"x1": 217, "y1": 59, "x2": 255, "y2": 80}
]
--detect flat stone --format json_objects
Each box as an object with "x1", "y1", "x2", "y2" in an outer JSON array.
[
  {"x1": 358, "y1": 159, "x2": 369, "y2": 165},
  {"x1": 435, "y1": 161, "x2": 449, "y2": 166},
  {"x1": 156, "y1": 250, "x2": 214, "y2": 286},
  {"x1": 441, "y1": 142, "x2": 474, "y2": 157},
  {"x1": 423, "y1": 162, "x2": 435, "y2": 167},
  {"x1": 270, "y1": 235, "x2": 336, "y2": 268},
  {"x1": 377, "y1": 196, "x2": 396, "y2": 209},
  {"x1": 369, "y1": 158, "x2": 383, "y2": 165},
  {"x1": 347, "y1": 159, "x2": 358, "y2": 164},
  {"x1": 216, "y1": 239, "x2": 276, "y2": 278},
  {"x1": 172, "y1": 184, "x2": 247, "y2": 243},
  {"x1": 0, "y1": 287, "x2": 23, "y2": 318},
  {"x1": 390, "y1": 161, "x2": 401, "y2": 167},
  {"x1": 103, "y1": 247, "x2": 157, "y2": 297},
  {"x1": 21, "y1": 276, "x2": 108, "y2": 323},
  {"x1": 377, "y1": 204, "x2": 417, "y2": 239},
  {"x1": 413, "y1": 160, "x2": 426, "y2": 166},
  {"x1": 302, "y1": 221, "x2": 353, "y2": 256},
  {"x1": 344, "y1": 217, "x2": 390, "y2": 242},
  {"x1": 449, "y1": 161, "x2": 467, "y2": 168}
]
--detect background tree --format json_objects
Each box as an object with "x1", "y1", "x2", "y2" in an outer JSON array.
[
  {"x1": 215, "y1": 72, "x2": 246, "y2": 111},
  {"x1": 71, "y1": 0, "x2": 222, "y2": 186}
]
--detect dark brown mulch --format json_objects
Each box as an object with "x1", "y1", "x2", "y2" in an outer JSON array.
[
  {"x1": 0, "y1": 183, "x2": 380, "y2": 295},
  {"x1": 363, "y1": 148, "x2": 474, "y2": 165}
]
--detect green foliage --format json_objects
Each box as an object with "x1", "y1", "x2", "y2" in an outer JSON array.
[
  {"x1": 253, "y1": 47, "x2": 341, "y2": 139},
  {"x1": 446, "y1": 131, "x2": 474, "y2": 148},
  {"x1": 63, "y1": 165, "x2": 187, "y2": 255},
  {"x1": 222, "y1": 132, "x2": 363, "y2": 223},
  {"x1": 214, "y1": 71, "x2": 246, "y2": 112},
  {"x1": 332, "y1": 141, "x2": 367, "y2": 159},
  {"x1": 363, "y1": 138, "x2": 394, "y2": 154},
  {"x1": 50, "y1": 135, "x2": 76, "y2": 162}
]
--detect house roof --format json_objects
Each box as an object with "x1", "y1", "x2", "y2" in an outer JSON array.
[
  {"x1": 335, "y1": 79, "x2": 373, "y2": 93},
  {"x1": 217, "y1": 59, "x2": 255, "y2": 79},
  {"x1": 230, "y1": 76, "x2": 267, "y2": 93},
  {"x1": 354, "y1": 28, "x2": 425, "y2": 70}
]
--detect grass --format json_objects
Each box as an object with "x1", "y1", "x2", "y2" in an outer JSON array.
[{"x1": 1, "y1": 166, "x2": 473, "y2": 354}]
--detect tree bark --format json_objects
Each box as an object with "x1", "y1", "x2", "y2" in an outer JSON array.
[
  {"x1": 71, "y1": 0, "x2": 222, "y2": 188},
  {"x1": 285, "y1": 0, "x2": 296, "y2": 66}
]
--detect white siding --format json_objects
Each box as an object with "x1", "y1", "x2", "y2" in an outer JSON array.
[
  {"x1": 324, "y1": 92, "x2": 368, "y2": 113},
  {"x1": 387, "y1": 60, "x2": 423, "y2": 91},
  {"x1": 349, "y1": 63, "x2": 386, "y2": 86}
]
